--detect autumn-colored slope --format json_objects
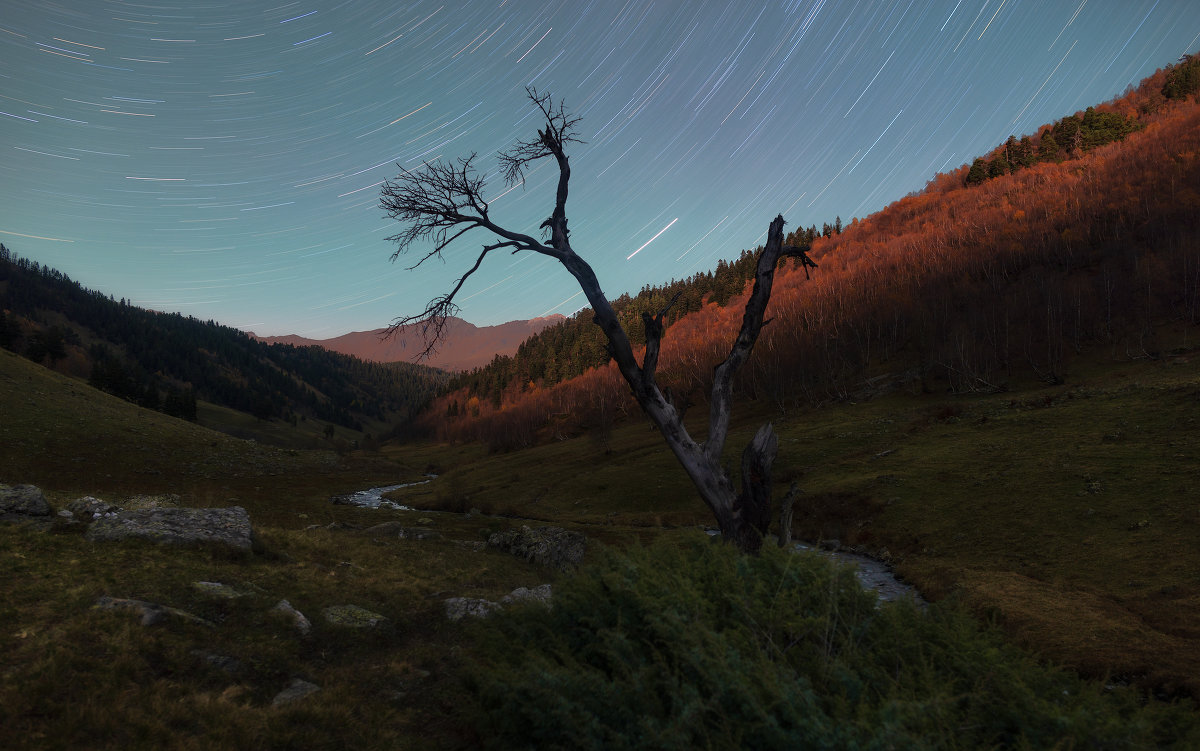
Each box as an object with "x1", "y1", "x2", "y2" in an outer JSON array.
[{"x1": 422, "y1": 58, "x2": 1200, "y2": 450}]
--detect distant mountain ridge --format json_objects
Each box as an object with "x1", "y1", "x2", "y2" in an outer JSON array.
[
  {"x1": 0, "y1": 247, "x2": 448, "y2": 435},
  {"x1": 251, "y1": 315, "x2": 564, "y2": 372}
]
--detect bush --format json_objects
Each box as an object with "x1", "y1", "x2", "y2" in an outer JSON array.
[{"x1": 464, "y1": 537, "x2": 1196, "y2": 749}]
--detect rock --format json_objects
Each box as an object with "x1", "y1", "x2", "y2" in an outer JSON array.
[
  {"x1": 0, "y1": 484, "x2": 51, "y2": 517},
  {"x1": 95, "y1": 595, "x2": 214, "y2": 627},
  {"x1": 322, "y1": 604, "x2": 387, "y2": 629},
  {"x1": 358, "y1": 521, "x2": 407, "y2": 537},
  {"x1": 192, "y1": 649, "x2": 243, "y2": 674},
  {"x1": 64, "y1": 496, "x2": 122, "y2": 522},
  {"x1": 86, "y1": 506, "x2": 255, "y2": 552},
  {"x1": 272, "y1": 600, "x2": 312, "y2": 636},
  {"x1": 192, "y1": 581, "x2": 243, "y2": 599},
  {"x1": 444, "y1": 597, "x2": 502, "y2": 621},
  {"x1": 502, "y1": 583, "x2": 553, "y2": 607},
  {"x1": 446, "y1": 585, "x2": 553, "y2": 621},
  {"x1": 487, "y1": 525, "x2": 586, "y2": 572},
  {"x1": 272, "y1": 678, "x2": 321, "y2": 706}
]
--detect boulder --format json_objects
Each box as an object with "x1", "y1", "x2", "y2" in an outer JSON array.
[
  {"x1": 272, "y1": 600, "x2": 312, "y2": 636},
  {"x1": 444, "y1": 597, "x2": 502, "y2": 621},
  {"x1": 487, "y1": 525, "x2": 586, "y2": 572},
  {"x1": 272, "y1": 678, "x2": 321, "y2": 706},
  {"x1": 502, "y1": 583, "x2": 553, "y2": 607},
  {"x1": 86, "y1": 506, "x2": 254, "y2": 552},
  {"x1": 64, "y1": 496, "x2": 122, "y2": 522},
  {"x1": 357, "y1": 521, "x2": 407, "y2": 537},
  {"x1": 192, "y1": 581, "x2": 243, "y2": 599},
  {"x1": 95, "y1": 595, "x2": 213, "y2": 627},
  {"x1": 0, "y1": 484, "x2": 51, "y2": 517},
  {"x1": 445, "y1": 584, "x2": 553, "y2": 621},
  {"x1": 192, "y1": 649, "x2": 243, "y2": 674}
]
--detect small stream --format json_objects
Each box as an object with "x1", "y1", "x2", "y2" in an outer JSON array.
[
  {"x1": 703, "y1": 530, "x2": 923, "y2": 604},
  {"x1": 330, "y1": 478, "x2": 433, "y2": 510},
  {"x1": 334, "y1": 480, "x2": 921, "y2": 604},
  {"x1": 791, "y1": 541, "x2": 923, "y2": 604}
]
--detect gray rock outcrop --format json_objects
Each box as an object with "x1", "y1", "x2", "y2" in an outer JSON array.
[
  {"x1": 0, "y1": 484, "x2": 51, "y2": 517},
  {"x1": 501, "y1": 583, "x2": 553, "y2": 606},
  {"x1": 272, "y1": 600, "x2": 312, "y2": 636},
  {"x1": 192, "y1": 581, "x2": 243, "y2": 599},
  {"x1": 444, "y1": 597, "x2": 502, "y2": 621},
  {"x1": 95, "y1": 595, "x2": 214, "y2": 627},
  {"x1": 86, "y1": 506, "x2": 254, "y2": 552},
  {"x1": 445, "y1": 584, "x2": 553, "y2": 621},
  {"x1": 272, "y1": 678, "x2": 321, "y2": 706},
  {"x1": 64, "y1": 496, "x2": 122, "y2": 522},
  {"x1": 487, "y1": 525, "x2": 586, "y2": 572}
]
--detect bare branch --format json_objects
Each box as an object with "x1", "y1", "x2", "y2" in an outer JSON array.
[
  {"x1": 380, "y1": 140, "x2": 562, "y2": 356},
  {"x1": 384, "y1": 240, "x2": 515, "y2": 360},
  {"x1": 706, "y1": 215, "x2": 796, "y2": 463},
  {"x1": 498, "y1": 87, "x2": 584, "y2": 188},
  {"x1": 498, "y1": 88, "x2": 583, "y2": 251},
  {"x1": 781, "y1": 244, "x2": 819, "y2": 279}
]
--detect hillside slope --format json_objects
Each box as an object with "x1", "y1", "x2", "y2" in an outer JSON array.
[
  {"x1": 421, "y1": 55, "x2": 1200, "y2": 450},
  {"x1": 0, "y1": 251, "x2": 448, "y2": 438}
]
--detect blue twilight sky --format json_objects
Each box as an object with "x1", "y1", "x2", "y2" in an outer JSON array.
[{"x1": 2, "y1": 1, "x2": 1198, "y2": 338}]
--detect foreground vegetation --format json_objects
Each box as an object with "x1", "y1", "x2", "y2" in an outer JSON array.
[
  {"x1": 3, "y1": 337, "x2": 1199, "y2": 747},
  {"x1": 467, "y1": 539, "x2": 1196, "y2": 749},
  {"x1": 393, "y1": 340, "x2": 1200, "y2": 700}
]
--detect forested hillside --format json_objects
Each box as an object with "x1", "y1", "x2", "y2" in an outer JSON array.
[
  {"x1": 0, "y1": 250, "x2": 447, "y2": 433},
  {"x1": 425, "y1": 54, "x2": 1200, "y2": 451}
]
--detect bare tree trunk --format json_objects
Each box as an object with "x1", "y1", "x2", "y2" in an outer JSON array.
[
  {"x1": 380, "y1": 89, "x2": 816, "y2": 554},
  {"x1": 577, "y1": 216, "x2": 811, "y2": 554}
]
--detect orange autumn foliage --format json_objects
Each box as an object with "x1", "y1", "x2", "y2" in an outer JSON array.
[{"x1": 423, "y1": 62, "x2": 1200, "y2": 451}]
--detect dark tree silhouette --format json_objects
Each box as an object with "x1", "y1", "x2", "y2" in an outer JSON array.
[{"x1": 380, "y1": 88, "x2": 817, "y2": 553}]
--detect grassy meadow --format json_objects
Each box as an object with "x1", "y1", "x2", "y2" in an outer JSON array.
[{"x1": 2, "y1": 339, "x2": 1199, "y2": 746}]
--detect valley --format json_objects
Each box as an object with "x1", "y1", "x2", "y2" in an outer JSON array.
[
  {"x1": 2, "y1": 331, "x2": 1198, "y2": 746},
  {"x1": 2, "y1": 45, "x2": 1200, "y2": 750}
]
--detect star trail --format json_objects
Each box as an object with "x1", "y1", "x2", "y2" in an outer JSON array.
[{"x1": 2, "y1": 1, "x2": 1197, "y2": 338}]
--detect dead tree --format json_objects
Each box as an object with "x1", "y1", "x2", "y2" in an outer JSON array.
[{"x1": 380, "y1": 88, "x2": 817, "y2": 553}]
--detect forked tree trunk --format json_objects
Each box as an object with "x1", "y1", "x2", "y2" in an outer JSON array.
[
  {"x1": 568, "y1": 215, "x2": 813, "y2": 554},
  {"x1": 381, "y1": 89, "x2": 816, "y2": 554}
]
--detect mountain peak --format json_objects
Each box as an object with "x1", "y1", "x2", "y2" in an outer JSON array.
[{"x1": 251, "y1": 314, "x2": 564, "y2": 371}]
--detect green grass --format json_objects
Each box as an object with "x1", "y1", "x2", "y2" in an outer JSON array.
[
  {"x1": 380, "y1": 345, "x2": 1200, "y2": 697},
  {"x1": 3, "y1": 341, "x2": 1200, "y2": 747},
  {"x1": 0, "y1": 521, "x2": 549, "y2": 749}
]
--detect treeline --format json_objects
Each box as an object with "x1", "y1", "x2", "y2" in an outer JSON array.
[
  {"x1": 421, "y1": 53, "x2": 1200, "y2": 451},
  {"x1": 0, "y1": 247, "x2": 448, "y2": 431},
  {"x1": 446, "y1": 220, "x2": 844, "y2": 408},
  {"x1": 964, "y1": 53, "x2": 1200, "y2": 187}
]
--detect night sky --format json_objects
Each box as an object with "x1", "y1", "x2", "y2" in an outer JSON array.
[{"x1": 3, "y1": 1, "x2": 1198, "y2": 338}]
